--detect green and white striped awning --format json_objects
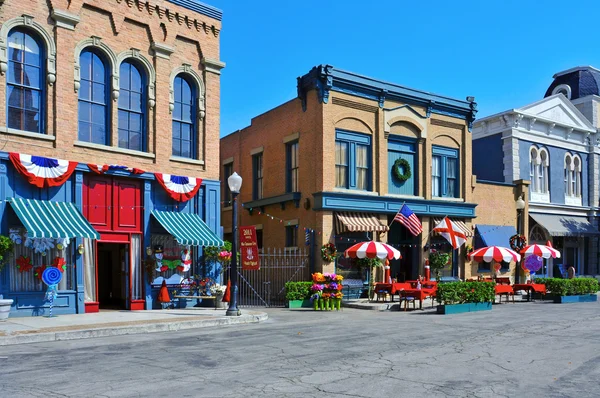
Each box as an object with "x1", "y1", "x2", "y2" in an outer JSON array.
[
  {"x1": 7, "y1": 197, "x2": 100, "y2": 239},
  {"x1": 152, "y1": 210, "x2": 224, "y2": 247}
]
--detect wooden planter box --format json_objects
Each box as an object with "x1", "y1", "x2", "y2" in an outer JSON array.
[
  {"x1": 437, "y1": 302, "x2": 492, "y2": 315},
  {"x1": 287, "y1": 299, "x2": 313, "y2": 309},
  {"x1": 553, "y1": 294, "x2": 598, "y2": 303}
]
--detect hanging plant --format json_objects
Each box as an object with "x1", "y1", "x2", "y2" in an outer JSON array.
[
  {"x1": 392, "y1": 158, "x2": 411, "y2": 183},
  {"x1": 321, "y1": 243, "x2": 337, "y2": 262},
  {"x1": 429, "y1": 250, "x2": 451, "y2": 281},
  {"x1": 0, "y1": 235, "x2": 14, "y2": 273},
  {"x1": 464, "y1": 245, "x2": 474, "y2": 261},
  {"x1": 509, "y1": 234, "x2": 527, "y2": 252}
]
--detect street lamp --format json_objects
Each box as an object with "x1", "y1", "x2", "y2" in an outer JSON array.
[
  {"x1": 515, "y1": 195, "x2": 526, "y2": 284},
  {"x1": 226, "y1": 172, "x2": 242, "y2": 316}
]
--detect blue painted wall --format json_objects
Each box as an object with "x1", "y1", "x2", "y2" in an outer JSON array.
[
  {"x1": 388, "y1": 136, "x2": 417, "y2": 195},
  {"x1": 472, "y1": 134, "x2": 504, "y2": 182},
  {"x1": 518, "y1": 140, "x2": 589, "y2": 207}
]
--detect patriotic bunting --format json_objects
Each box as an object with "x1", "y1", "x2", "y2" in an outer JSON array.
[
  {"x1": 154, "y1": 173, "x2": 202, "y2": 202},
  {"x1": 9, "y1": 153, "x2": 77, "y2": 188},
  {"x1": 88, "y1": 164, "x2": 145, "y2": 175}
]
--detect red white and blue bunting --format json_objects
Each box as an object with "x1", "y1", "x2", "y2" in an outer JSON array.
[
  {"x1": 88, "y1": 164, "x2": 145, "y2": 175},
  {"x1": 154, "y1": 173, "x2": 202, "y2": 202},
  {"x1": 9, "y1": 153, "x2": 77, "y2": 188}
]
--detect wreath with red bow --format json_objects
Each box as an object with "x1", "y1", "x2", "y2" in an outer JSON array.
[
  {"x1": 509, "y1": 234, "x2": 527, "y2": 252},
  {"x1": 321, "y1": 243, "x2": 337, "y2": 262}
]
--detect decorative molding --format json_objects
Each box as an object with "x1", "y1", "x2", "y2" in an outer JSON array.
[
  {"x1": 0, "y1": 15, "x2": 57, "y2": 85},
  {"x1": 222, "y1": 156, "x2": 234, "y2": 165},
  {"x1": 169, "y1": 156, "x2": 205, "y2": 166},
  {"x1": 117, "y1": 48, "x2": 156, "y2": 108},
  {"x1": 378, "y1": 89, "x2": 387, "y2": 108},
  {"x1": 150, "y1": 42, "x2": 174, "y2": 59},
  {"x1": 430, "y1": 119, "x2": 464, "y2": 130},
  {"x1": 384, "y1": 105, "x2": 428, "y2": 138},
  {"x1": 202, "y1": 57, "x2": 225, "y2": 75},
  {"x1": 75, "y1": 173, "x2": 84, "y2": 183},
  {"x1": 145, "y1": 182, "x2": 152, "y2": 191},
  {"x1": 282, "y1": 132, "x2": 300, "y2": 144},
  {"x1": 73, "y1": 36, "x2": 119, "y2": 97},
  {"x1": 169, "y1": 64, "x2": 206, "y2": 120},
  {"x1": 244, "y1": 192, "x2": 302, "y2": 213},
  {"x1": 548, "y1": 123, "x2": 556, "y2": 135},
  {"x1": 502, "y1": 114, "x2": 510, "y2": 127},
  {"x1": 566, "y1": 127, "x2": 573, "y2": 140},
  {"x1": 50, "y1": 9, "x2": 80, "y2": 30},
  {"x1": 331, "y1": 97, "x2": 378, "y2": 113},
  {"x1": 514, "y1": 114, "x2": 523, "y2": 128},
  {"x1": 297, "y1": 64, "x2": 333, "y2": 111},
  {"x1": 0, "y1": 126, "x2": 55, "y2": 141},
  {"x1": 250, "y1": 146, "x2": 264, "y2": 155},
  {"x1": 529, "y1": 117, "x2": 536, "y2": 130}
]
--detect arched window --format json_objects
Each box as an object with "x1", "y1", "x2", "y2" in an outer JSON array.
[
  {"x1": 565, "y1": 154, "x2": 582, "y2": 199},
  {"x1": 574, "y1": 156, "x2": 581, "y2": 197},
  {"x1": 529, "y1": 147, "x2": 537, "y2": 191},
  {"x1": 118, "y1": 60, "x2": 145, "y2": 151},
  {"x1": 172, "y1": 74, "x2": 196, "y2": 158},
  {"x1": 6, "y1": 28, "x2": 44, "y2": 133},
  {"x1": 564, "y1": 154, "x2": 572, "y2": 195},
  {"x1": 78, "y1": 49, "x2": 109, "y2": 145},
  {"x1": 530, "y1": 146, "x2": 549, "y2": 199}
]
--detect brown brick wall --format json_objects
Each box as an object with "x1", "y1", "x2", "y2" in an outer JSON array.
[{"x1": 0, "y1": 0, "x2": 222, "y2": 179}]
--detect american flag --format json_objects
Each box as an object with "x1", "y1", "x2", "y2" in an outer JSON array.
[{"x1": 394, "y1": 204, "x2": 423, "y2": 236}]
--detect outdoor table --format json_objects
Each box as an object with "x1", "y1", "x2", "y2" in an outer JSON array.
[
  {"x1": 495, "y1": 284, "x2": 514, "y2": 303},
  {"x1": 374, "y1": 283, "x2": 412, "y2": 302},
  {"x1": 512, "y1": 284, "x2": 546, "y2": 301},
  {"x1": 398, "y1": 288, "x2": 436, "y2": 310}
]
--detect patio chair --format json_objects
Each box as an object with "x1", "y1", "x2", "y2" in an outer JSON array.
[{"x1": 400, "y1": 296, "x2": 416, "y2": 311}]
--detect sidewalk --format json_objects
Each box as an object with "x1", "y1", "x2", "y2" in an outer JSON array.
[{"x1": 0, "y1": 308, "x2": 268, "y2": 346}]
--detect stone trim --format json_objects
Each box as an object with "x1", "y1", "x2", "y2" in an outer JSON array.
[
  {"x1": 73, "y1": 37, "x2": 119, "y2": 98},
  {"x1": 332, "y1": 97, "x2": 378, "y2": 113},
  {"x1": 431, "y1": 118, "x2": 465, "y2": 130},
  {"x1": 282, "y1": 132, "x2": 300, "y2": 143},
  {"x1": 0, "y1": 126, "x2": 55, "y2": 141},
  {"x1": 286, "y1": 219, "x2": 299, "y2": 226},
  {"x1": 169, "y1": 64, "x2": 206, "y2": 120},
  {"x1": 0, "y1": 15, "x2": 57, "y2": 85},
  {"x1": 250, "y1": 146, "x2": 264, "y2": 155},
  {"x1": 116, "y1": 49, "x2": 156, "y2": 109},
  {"x1": 202, "y1": 57, "x2": 226, "y2": 75},
  {"x1": 50, "y1": 9, "x2": 80, "y2": 30},
  {"x1": 169, "y1": 156, "x2": 205, "y2": 166},
  {"x1": 151, "y1": 42, "x2": 174, "y2": 59},
  {"x1": 74, "y1": 141, "x2": 156, "y2": 159},
  {"x1": 222, "y1": 157, "x2": 234, "y2": 165}
]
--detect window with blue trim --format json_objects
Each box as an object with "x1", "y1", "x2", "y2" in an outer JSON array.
[
  {"x1": 286, "y1": 141, "x2": 299, "y2": 192},
  {"x1": 7, "y1": 28, "x2": 44, "y2": 134},
  {"x1": 253, "y1": 152, "x2": 263, "y2": 200},
  {"x1": 118, "y1": 60, "x2": 146, "y2": 151},
  {"x1": 432, "y1": 146, "x2": 458, "y2": 198},
  {"x1": 78, "y1": 49, "x2": 109, "y2": 145},
  {"x1": 172, "y1": 74, "x2": 196, "y2": 158},
  {"x1": 334, "y1": 130, "x2": 371, "y2": 190}
]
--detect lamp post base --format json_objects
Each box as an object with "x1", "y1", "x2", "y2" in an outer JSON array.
[{"x1": 226, "y1": 307, "x2": 241, "y2": 316}]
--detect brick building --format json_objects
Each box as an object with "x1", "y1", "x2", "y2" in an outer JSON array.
[
  {"x1": 0, "y1": 0, "x2": 225, "y2": 317},
  {"x1": 221, "y1": 65, "x2": 480, "y2": 283}
]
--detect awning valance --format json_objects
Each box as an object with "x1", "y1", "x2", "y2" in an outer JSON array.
[
  {"x1": 474, "y1": 224, "x2": 517, "y2": 248},
  {"x1": 7, "y1": 198, "x2": 100, "y2": 239},
  {"x1": 433, "y1": 218, "x2": 473, "y2": 237},
  {"x1": 530, "y1": 213, "x2": 600, "y2": 237},
  {"x1": 335, "y1": 212, "x2": 389, "y2": 233},
  {"x1": 152, "y1": 210, "x2": 224, "y2": 246}
]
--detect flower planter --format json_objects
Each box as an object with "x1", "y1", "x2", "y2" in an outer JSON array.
[
  {"x1": 0, "y1": 299, "x2": 13, "y2": 321},
  {"x1": 436, "y1": 302, "x2": 492, "y2": 315},
  {"x1": 288, "y1": 299, "x2": 313, "y2": 309},
  {"x1": 553, "y1": 294, "x2": 598, "y2": 303}
]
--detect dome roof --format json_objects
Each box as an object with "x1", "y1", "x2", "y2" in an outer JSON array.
[{"x1": 545, "y1": 66, "x2": 600, "y2": 100}]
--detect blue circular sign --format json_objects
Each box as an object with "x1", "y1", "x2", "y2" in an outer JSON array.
[{"x1": 42, "y1": 267, "x2": 63, "y2": 286}]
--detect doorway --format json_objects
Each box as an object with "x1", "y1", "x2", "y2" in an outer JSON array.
[{"x1": 97, "y1": 243, "x2": 129, "y2": 310}]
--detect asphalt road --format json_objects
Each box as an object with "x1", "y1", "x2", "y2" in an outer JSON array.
[{"x1": 1, "y1": 301, "x2": 599, "y2": 398}]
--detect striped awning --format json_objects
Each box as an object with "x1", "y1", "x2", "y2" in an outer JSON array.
[
  {"x1": 432, "y1": 218, "x2": 473, "y2": 237},
  {"x1": 335, "y1": 212, "x2": 389, "y2": 233},
  {"x1": 7, "y1": 197, "x2": 100, "y2": 239},
  {"x1": 152, "y1": 210, "x2": 224, "y2": 247}
]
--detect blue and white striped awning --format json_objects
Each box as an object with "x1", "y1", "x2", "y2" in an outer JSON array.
[
  {"x1": 7, "y1": 197, "x2": 100, "y2": 239},
  {"x1": 151, "y1": 210, "x2": 224, "y2": 247}
]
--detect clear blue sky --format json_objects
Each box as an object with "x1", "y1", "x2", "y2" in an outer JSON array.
[{"x1": 207, "y1": 0, "x2": 600, "y2": 137}]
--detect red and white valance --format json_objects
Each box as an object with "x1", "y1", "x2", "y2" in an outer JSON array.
[
  {"x1": 9, "y1": 153, "x2": 77, "y2": 188},
  {"x1": 88, "y1": 164, "x2": 145, "y2": 175},
  {"x1": 154, "y1": 173, "x2": 202, "y2": 202}
]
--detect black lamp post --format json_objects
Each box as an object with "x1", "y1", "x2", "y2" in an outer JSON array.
[
  {"x1": 515, "y1": 195, "x2": 526, "y2": 284},
  {"x1": 226, "y1": 172, "x2": 242, "y2": 316}
]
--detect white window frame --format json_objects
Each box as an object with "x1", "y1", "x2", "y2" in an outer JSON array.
[
  {"x1": 564, "y1": 153, "x2": 582, "y2": 206},
  {"x1": 529, "y1": 146, "x2": 549, "y2": 203}
]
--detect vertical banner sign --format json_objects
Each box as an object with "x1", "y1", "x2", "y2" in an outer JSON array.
[{"x1": 240, "y1": 226, "x2": 260, "y2": 270}]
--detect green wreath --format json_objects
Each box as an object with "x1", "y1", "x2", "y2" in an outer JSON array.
[
  {"x1": 509, "y1": 234, "x2": 527, "y2": 252},
  {"x1": 392, "y1": 158, "x2": 411, "y2": 182},
  {"x1": 321, "y1": 243, "x2": 337, "y2": 262}
]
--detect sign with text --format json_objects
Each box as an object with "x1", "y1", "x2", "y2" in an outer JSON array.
[{"x1": 240, "y1": 226, "x2": 260, "y2": 270}]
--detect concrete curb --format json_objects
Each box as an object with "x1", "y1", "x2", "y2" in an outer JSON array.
[
  {"x1": 343, "y1": 301, "x2": 399, "y2": 311},
  {"x1": 0, "y1": 312, "x2": 268, "y2": 346}
]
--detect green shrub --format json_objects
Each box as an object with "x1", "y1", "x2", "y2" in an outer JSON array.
[
  {"x1": 531, "y1": 277, "x2": 598, "y2": 296},
  {"x1": 436, "y1": 281, "x2": 495, "y2": 305},
  {"x1": 285, "y1": 281, "x2": 313, "y2": 301}
]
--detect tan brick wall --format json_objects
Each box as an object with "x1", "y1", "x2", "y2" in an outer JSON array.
[{"x1": 0, "y1": 0, "x2": 222, "y2": 179}]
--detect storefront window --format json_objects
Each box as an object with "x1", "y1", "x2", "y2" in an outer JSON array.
[{"x1": 151, "y1": 234, "x2": 192, "y2": 282}]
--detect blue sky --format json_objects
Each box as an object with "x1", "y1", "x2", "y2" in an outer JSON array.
[{"x1": 207, "y1": 0, "x2": 600, "y2": 137}]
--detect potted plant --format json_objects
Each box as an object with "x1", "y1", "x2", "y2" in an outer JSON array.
[
  {"x1": 0, "y1": 235, "x2": 15, "y2": 320},
  {"x1": 209, "y1": 283, "x2": 228, "y2": 309},
  {"x1": 428, "y1": 250, "x2": 451, "y2": 281},
  {"x1": 435, "y1": 281, "x2": 495, "y2": 314},
  {"x1": 534, "y1": 277, "x2": 598, "y2": 303},
  {"x1": 356, "y1": 257, "x2": 381, "y2": 300},
  {"x1": 285, "y1": 281, "x2": 313, "y2": 308}
]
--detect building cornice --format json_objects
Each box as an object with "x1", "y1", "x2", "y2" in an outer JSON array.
[{"x1": 50, "y1": 9, "x2": 80, "y2": 30}]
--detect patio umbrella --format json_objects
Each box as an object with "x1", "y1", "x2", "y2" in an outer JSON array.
[
  {"x1": 469, "y1": 246, "x2": 521, "y2": 263},
  {"x1": 520, "y1": 244, "x2": 561, "y2": 259},
  {"x1": 344, "y1": 241, "x2": 401, "y2": 260}
]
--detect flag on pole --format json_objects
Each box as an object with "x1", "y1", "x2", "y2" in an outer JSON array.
[
  {"x1": 394, "y1": 204, "x2": 423, "y2": 236},
  {"x1": 433, "y1": 217, "x2": 467, "y2": 249}
]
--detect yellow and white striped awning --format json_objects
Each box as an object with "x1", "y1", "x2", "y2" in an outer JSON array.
[
  {"x1": 432, "y1": 218, "x2": 473, "y2": 237},
  {"x1": 335, "y1": 212, "x2": 389, "y2": 234}
]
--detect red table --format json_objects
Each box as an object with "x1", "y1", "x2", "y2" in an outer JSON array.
[
  {"x1": 495, "y1": 285, "x2": 514, "y2": 303},
  {"x1": 374, "y1": 283, "x2": 412, "y2": 302},
  {"x1": 398, "y1": 288, "x2": 436, "y2": 309},
  {"x1": 512, "y1": 283, "x2": 546, "y2": 301}
]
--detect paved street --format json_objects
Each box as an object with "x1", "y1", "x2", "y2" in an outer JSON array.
[{"x1": 1, "y1": 302, "x2": 599, "y2": 398}]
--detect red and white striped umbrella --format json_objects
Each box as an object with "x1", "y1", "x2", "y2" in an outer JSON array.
[
  {"x1": 344, "y1": 241, "x2": 401, "y2": 260},
  {"x1": 520, "y1": 244, "x2": 561, "y2": 259},
  {"x1": 469, "y1": 246, "x2": 521, "y2": 263}
]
